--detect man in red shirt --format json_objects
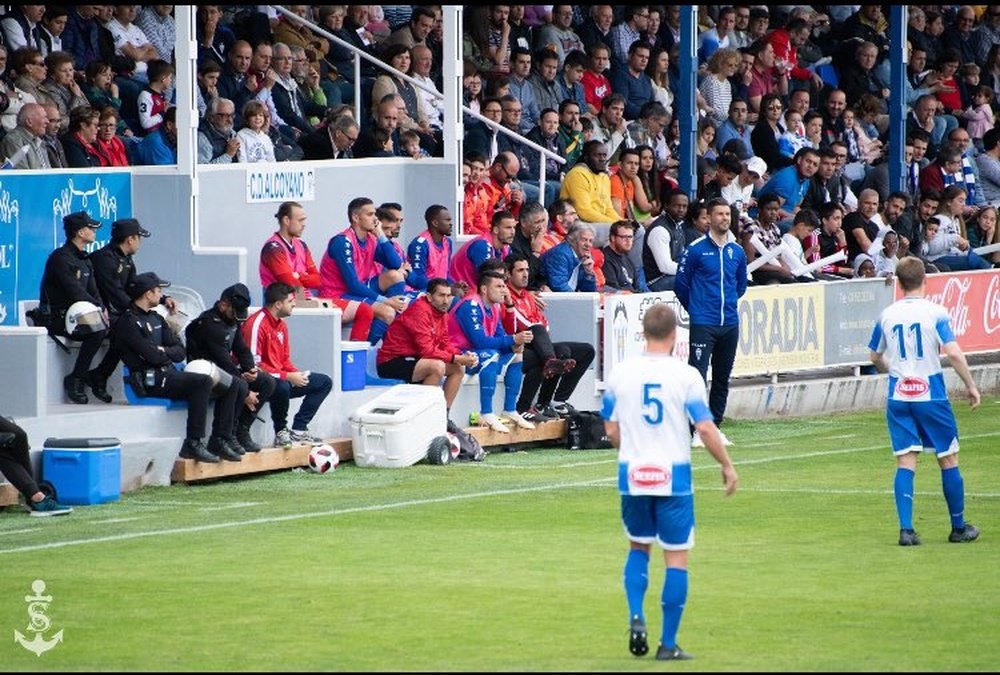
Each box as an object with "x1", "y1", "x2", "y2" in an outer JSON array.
[
  {"x1": 377, "y1": 278, "x2": 478, "y2": 412},
  {"x1": 502, "y1": 253, "x2": 595, "y2": 421},
  {"x1": 242, "y1": 281, "x2": 332, "y2": 449},
  {"x1": 767, "y1": 18, "x2": 824, "y2": 91}
]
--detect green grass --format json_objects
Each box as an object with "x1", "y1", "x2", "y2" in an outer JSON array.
[{"x1": 1, "y1": 401, "x2": 998, "y2": 671}]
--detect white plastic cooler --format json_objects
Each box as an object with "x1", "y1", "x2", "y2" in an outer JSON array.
[{"x1": 349, "y1": 384, "x2": 447, "y2": 468}]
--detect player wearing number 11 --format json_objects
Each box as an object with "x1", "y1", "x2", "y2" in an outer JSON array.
[
  {"x1": 868, "y1": 257, "x2": 981, "y2": 547},
  {"x1": 602, "y1": 304, "x2": 738, "y2": 661}
]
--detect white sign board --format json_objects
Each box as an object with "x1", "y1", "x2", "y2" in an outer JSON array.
[{"x1": 246, "y1": 167, "x2": 316, "y2": 203}]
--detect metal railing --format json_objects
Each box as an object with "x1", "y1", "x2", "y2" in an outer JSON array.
[{"x1": 269, "y1": 6, "x2": 565, "y2": 206}]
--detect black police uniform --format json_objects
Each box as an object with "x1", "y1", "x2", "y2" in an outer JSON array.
[
  {"x1": 39, "y1": 240, "x2": 108, "y2": 400},
  {"x1": 186, "y1": 303, "x2": 276, "y2": 454},
  {"x1": 113, "y1": 302, "x2": 217, "y2": 460},
  {"x1": 87, "y1": 242, "x2": 135, "y2": 395}
]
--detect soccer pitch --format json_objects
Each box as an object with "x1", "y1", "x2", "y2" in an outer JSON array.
[{"x1": 1, "y1": 403, "x2": 997, "y2": 671}]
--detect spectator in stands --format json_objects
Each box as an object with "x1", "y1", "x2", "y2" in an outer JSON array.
[
  {"x1": 578, "y1": 5, "x2": 615, "y2": 59},
  {"x1": 37, "y1": 8, "x2": 65, "y2": 57},
  {"x1": 977, "y1": 128, "x2": 1000, "y2": 206},
  {"x1": 377, "y1": 277, "x2": 476, "y2": 415},
  {"x1": 1, "y1": 102, "x2": 49, "y2": 169},
  {"x1": 506, "y1": 5, "x2": 533, "y2": 51},
  {"x1": 644, "y1": 45, "x2": 673, "y2": 112},
  {"x1": 919, "y1": 145, "x2": 965, "y2": 197},
  {"x1": 699, "y1": 48, "x2": 740, "y2": 127},
  {"x1": 106, "y1": 4, "x2": 159, "y2": 81},
  {"x1": 626, "y1": 101, "x2": 670, "y2": 173},
  {"x1": 93, "y1": 107, "x2": 128, "y2": 166},
  {"x1": 408, "y1": 205, "x2": 454, "y2": 292},
  {"x1": 449, "y1": 267, "x2": 534, "y2": 434},
  {"x1": 137, "y1": 59, "x2": 172, "y2": 134},
  {"x1": 844, "y1": 188, "x2": 883, "y2": 265},
  {"x1": 879, "y1": 192, "x2": 920, "y2": 259},
  {"x1": 320, "y1": 197, "x2": 407, "y2": 344},
  {"x1": 300, "y1": 112, "x2": 358, "y2": 161},
  {"x1": 928, "y1": 185, "x2": 994, "y2": 271},
  {"x1": 507, "y1": 47, "x2": 540, "y2": 133},
  {"x1": 372, "y1": 44, "x2": 433, "y2": 144},
  {"x1": 464, "y1": 96, "x2": 501, "y2": 161},
  {"x1": 84, "y1": 60, "x2": 131, "y2": 138},
  {"x1": 581, "y1": 42, "x2": 613, "y2": 118},
  {"x1": 195, "y1": 58, "x2": 221, "y2": 118},
  {"x1": 216, "y1": 39, "x2": 254, "y2": 122},
  {"x1": 135, "y1": 5, "x2": 174, "y2": 64},
  {"x1": 528, "y1": 48, "x2": 563, "y2": 115},
  {"x1": 524, "y1": 107, "x2": 566, "y2": 205},
  {"x1": 483, "y1": 149, "x2": 526, "y2": 218},
  {"x1": 269, "y1": 42, "x2": 323, "y2": 137},
  {"x1": 1, "y1": 6, "x2": 45, "y2": 52},
  {"x1": 715, "y1": 99, "x2": 752, "y2": 164},
  {"x1": 355, "y1": 95, "x2": 401, "y2": 158},
  {"x1": 940, "y1": 6, "x2": 977, "y2": 69},
  {"x1": 675, "y1": 198, "x2": 747, "y2": 445},
  {"x1": 272, "y1": 5, "x2": 329, "y2": 59},
  {"x1": 38, "y1": 212, "x2": 112, "y2": 405},
  {"x1": 947, "y1": 128, "x2": 986, "y2": 210},
  {"x1": 804, "y1": 147, "x2": 849, "y2": 214},
  {"x1": 746, "y1": 38, "x2": 787, "y2": 120},
  {"x1": 502, "y1": 253, "x2": 594, "y2": 421},
  {"x1": 39, "y1": 103, "x2": 66, "y2": 168},
  {"x1": 722, "y1": 156, "x2": 766, "y2": 226},
  {"x1": 556, "y1": 99, "x2": 585, "y2": 167},
  {"x1": 61, "y1": 105, "x2": 102, "y2": 168},
  {"x1": 742, "y1": 193, "x2": 798, "y2": 285},
  {"x1": 908, "y1": 94, "x2": 950, "y2": 160},
  {"x1": 541, "y1": 222, "x2": 598, "y2": 292},
  {"x1": 542, "y1": 198, "x2": 579, "y2": 253},
  {"x1": 768, "y1": 16, "x2": 824, "y2": 92},
  {"x1": 590, "y1": 93, "x2": 631, "y2": 164},
  {"x1": 462, "y1": 151, "x2": 492, "y2": 236},
  {"x1": 379, "y1": 5, "x2": 434, "y2": 56},
  {"x1": 134, "y1": 105, "x2": 176, "y2": 165},
  {"x1": 610, "y1": 147, "x2": 654, "y2": 227},
  {"x1": 780, "y1": 208, "x2": 822, "y2": 281},
  {"x1": 534, "y1": 6, "x2": 584, "y2": 68},
  {"x1": 759, "y1": 146, "x2": 821, "y2": 223},
  {"x1": 195, "y1": 6, "x2": 232, "y2": 67},
  {"x1": 602, "y1": 220, "x2": 648, "y2": 292},
  {"x1": 39, "y1": 51, "x2": 87, "y2": 132},
  {"x1": 751, "y1": 93, "x2": 793, "y2": 173},
  {"x1": 197, "y1": 97, "x2": 238, "y2": 164},
  {"x1": 698, "y1": 6, "x2": 736, "y2": 62},
  {"x1": 643, "y1": 189, "x2": 688, "y2": 291},
  {"x1": 508, "y1": 200, "x2": 551, "y2": 291},
  {"x1": 236, "y1": 99, "x2": 276, "y2": 163},
  {"x1": 560, "y1": 140, "x2": 620, "y2": 248},
  {"x1": 610, "y1": 7, "x2": 650, "y2": 68},
  {"x1": 451, "y1": 209, "x2": 516, "y2": 290},
  {"x1": 411, "y1": 44, "x2": 444, "y2": 132},
  {"x1": 610, "y1": 40, "x2": 655, "y2": 121},
  {"x1": 701, "y1": 152, "x2": 740, "y2": 205},
  {"x1": 811, "y1": 202, "x2": 851, "y2": 278},
  {"x1": 12, "y1": 47, "x2": 48, "y2": 113},
  {"x1": 968, "y1": 205, "x2": 1000, "y2": 265},
  {"x1": 243, "y1": 282, "x2": 332, "y2": 449},
  {"x1": 62, "y1": 6, "x2": 101, "y2": 73}
]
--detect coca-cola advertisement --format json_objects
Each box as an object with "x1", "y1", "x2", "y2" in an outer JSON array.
[{"x1": 897, "y1": 270, "x2": 1000, "y2": 353}]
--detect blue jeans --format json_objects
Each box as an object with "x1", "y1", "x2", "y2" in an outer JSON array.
[
  {"x1": 934, "y1": 251, "x2": 993, "y2": 271},
  {"x1": 270, "y1": 372, "x2": 333, "y2": 431},
  {"x1": 687, "y1": 324, "x2": 739, "y2": 427}
]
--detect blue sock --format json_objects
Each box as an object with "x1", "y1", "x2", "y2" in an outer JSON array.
[
  {"x1": 623, "y1": 549, "x2": 649, "y2": 623},
  {"x1": 661, "y1": 568, "x2": 688, "y2": 649},
  {"x1": 894, "y1": 467, "x2": 915, "y2": 530},
  {"x1": 385, "y1": 281, "x2": 406, "y2": 297},
  {"x1": 368, "y1": 318, "x2": 389, "y2": 345},
  {"x1": 478, "y1": 361, "x2": 499, "y2": 413},
  {"x1": 503, "y1": 360, "x2": 523, "y2": 411},
  {"x1": 941, "y1": 466, "x2": 965, "y2": 529}
]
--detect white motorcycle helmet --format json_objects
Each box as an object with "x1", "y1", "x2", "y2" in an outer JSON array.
[
  {"x1": 183, "y1": 359, "x2": 234, "y2": 397},
  {"x1": 65, "y1": 301, "x2": 108, "y2": 336}
]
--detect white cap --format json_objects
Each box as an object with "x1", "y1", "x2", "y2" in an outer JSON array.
[{"x1": 746, "y1": 156, "x2": 768, "y2": 177}]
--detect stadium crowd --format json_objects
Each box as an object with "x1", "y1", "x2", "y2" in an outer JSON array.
[{"x1": 10, "y1": 4, "x2": 1000, "y2": 471}]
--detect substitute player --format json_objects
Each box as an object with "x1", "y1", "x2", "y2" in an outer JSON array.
[
  {"x1": 868, "y1": 257, "x2": 981, "y2": 547},
  {"x1": 601, "y1": 304, "x2": 738, "y2": 661}
]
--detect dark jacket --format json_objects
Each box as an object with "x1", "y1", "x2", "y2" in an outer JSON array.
[
  {"x1": 601, "y1": 244, "x2": 646, "y2": 292},
  {"x1": 113, "y1": 304, "x2": 185, "y2": 373},
  {"x1": 185, "y1": 304, "x2": 255, "y2": 377},
  {"x1": 89, "y1": 243, "x2": 136, "y2": 317},
  {"x1": 40, "y1": 241, "x2": 104, "y2": 334},
  {"x1": 61, "y1": 132, "x2": 102, "y2": 168}
]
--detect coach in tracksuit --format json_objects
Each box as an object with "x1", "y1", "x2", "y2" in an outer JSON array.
[{"x1": 674, "y1": 197, "x2": 747, "y2": 443}]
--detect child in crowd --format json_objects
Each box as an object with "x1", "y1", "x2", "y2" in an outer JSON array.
[
  {"x1": 580, "y1": 116, "x2": 594, "y2": 142},
  {"x1": 85, "y1": 60, "x2": 133, "y2": 137},
  {"x1": 852, "y1": 253, "x2": 876, "y2": 278},
  {"x1": 779, "y1": 109, "x2": 810, "y2": 159},
  {"x1": 138, "y1": 59, "x2": 174, "y2": 134},
  {"x1": 400, "y1": 129, "x2": 430, "y2": 159},
  {"x1": 958, "y1": 63, "x2": 980, "y2": 109},
  {"x1": 868, "y1": 228, "x2": 899, "y2": 277},
  {"x1": 236, "y1": 100, "x2": 275, "y2": 163},
  {"x1": 963, "y1": 85, "x2": 995, "y2": 153},
  {"x1": 840, "y1": 107, "x2": 882, "y2": 181}
]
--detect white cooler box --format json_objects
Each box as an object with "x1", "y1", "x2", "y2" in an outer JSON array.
[{"x1": 350, "y1": 384, "x2": 448, "y2": 468}]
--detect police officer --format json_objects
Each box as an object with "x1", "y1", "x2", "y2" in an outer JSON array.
[
  {"x1": 185, "y1": 283, "x2": 276, "y2": 454},
  {"x1": 112, "y1": 272, "x2": 221, "y2": 463},
  {"x1": 38, "y1": 211, "x2": 110, "y2": 405},
  {"x1": 89, "y1": 217, "x2": 178, "y2": 402}
]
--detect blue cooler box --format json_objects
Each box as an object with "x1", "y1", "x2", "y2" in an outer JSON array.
[
  {"x1": 42, "y1": 438, "x2": 121, "y2": 505},
  {"x1": 341, "y1": 341, "x2": 369, "y2": 391}
]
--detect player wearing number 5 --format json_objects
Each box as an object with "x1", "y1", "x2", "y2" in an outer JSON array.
[
  {"x1": 602, "y1": 304, "x2": 738, "y2": 661},
  {"x1": 868, "y1": 257, "x2": 981, "y2": 547}
]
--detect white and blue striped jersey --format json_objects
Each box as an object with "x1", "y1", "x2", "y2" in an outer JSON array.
[
  {"x1": 602, "y1": 354, "x2": 712, "y2": 497},
  {"x1": 868, "y1": 297, "x2": 956, "y2": 402}
]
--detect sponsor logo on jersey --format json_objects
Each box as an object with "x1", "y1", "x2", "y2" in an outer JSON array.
[
  {"x1": 629, "y1": 465, "x2": 671, "y2": 489},
  {"x1": 896, "y1": 377, "x2": 928, "y2": 398}
]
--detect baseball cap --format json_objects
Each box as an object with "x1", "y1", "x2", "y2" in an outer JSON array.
[
  {"x1": 63, "y1": 211, "x2": 101, "y2": 237},
  {"x1": 721, "y1": 138, "x2": 751, "y2": 161},
  {"x1": 220, "y1": 283, "x2": 251, "y2": 321},
  {"x1": 746, "y1": 156, "x2": 768, "y2": 177},
  {"x1": 112, "y1": 218, "x2": 151, "y2": 239},
  {"x1": 127, "y1": 272, "x2": 171, "y2": 299}
]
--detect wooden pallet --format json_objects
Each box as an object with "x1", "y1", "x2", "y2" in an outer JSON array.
[
  {"x1": 466, "y1": 419, "x2": 567, "y2": 446},
  {"x1": 0, "y1": 484, "x2": 19, "y2": 507},
  {"x1": 171, "y1": 438, "x2": 353, "y2": 483}
]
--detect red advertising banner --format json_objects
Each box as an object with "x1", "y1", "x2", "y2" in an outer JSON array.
[{"x1": 895, "y1": 271, "x2": 1000, "y2": 353}]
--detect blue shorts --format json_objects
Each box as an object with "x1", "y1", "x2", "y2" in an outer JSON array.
[
  {"x1": 340, "y1": 278, "x2": 383, "y2": 305},
  {"x1": 621, "y1": 493, "x2": 695, "y2": 550},
  {"x1": 886, "y1": 399, "x2": 959, "y2": 457}
]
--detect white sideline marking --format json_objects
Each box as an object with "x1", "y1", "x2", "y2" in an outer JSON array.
[
  {"x1": 94, "y1": 517, "x2": 145, "y2": 524},
  {"x1": 2, "y1": 430, "x2": 998, "y2": 555},
  {"x1": 699, "y1": 486, "x2": 1000, "y2": 498},
  {"x1": 1, "y1": 528, "x2": 41, "y2": 535},
  {"x1": 198, "y1": 502, "x2": 261, "y2": 512}
]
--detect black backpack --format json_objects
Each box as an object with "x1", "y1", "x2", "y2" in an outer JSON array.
[{"x1": 566, "y1": 411, "x2": 613, "y2": 450}]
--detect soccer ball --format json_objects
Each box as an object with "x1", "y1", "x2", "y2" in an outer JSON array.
[
  {"x1": 308, "y1": 444, "x2": 340, "y2": 474},
  {"x1": 447, "y1": 432, "x2": 461, "y2": 460}
]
